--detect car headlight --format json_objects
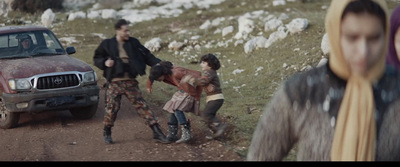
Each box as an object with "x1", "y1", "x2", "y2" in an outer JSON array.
[
  {"x1": 9, "y1": 79, "x2": 31, "y2": 90},
  {"x1": 82, "y1": 71, "x2": 96, "y2": 84}
]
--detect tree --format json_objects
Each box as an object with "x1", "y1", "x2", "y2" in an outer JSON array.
[{"x1": 12, "y1": 0, "x2": 63, "y2": 14}]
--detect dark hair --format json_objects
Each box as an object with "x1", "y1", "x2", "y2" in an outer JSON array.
[
  {"x1": 200, "y1": 53, "x2": 221, "y2": 70},
  {"x1": 149, "y1": 61, "x2": 173, "y2": 83},
  {"x1": 114, "y1": 19, "x2": 129, "y2": 30},
  {"x1": 342, "y1": 0, "x2": 386, "y2": 30},
  {"x1": 19, "y1": 35, "x2": 32, "y2": 42}
]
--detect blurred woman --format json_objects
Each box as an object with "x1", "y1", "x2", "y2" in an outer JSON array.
[
  {"x1": 247, "y1": 0, "x2": 400, "y2": 161},
  {"x1": 386, "y1": 6, "x2": 400, "y2": 70}
]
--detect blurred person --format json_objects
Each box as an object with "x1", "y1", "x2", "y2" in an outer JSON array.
[
  {"x1": 193, "y1": 54, "x2": 227, "y2": 139},
  {"x1": 247, "y1": 0, "x2": 400, "y2": 161},
  {"x1": 147, "y1": 61, "x2": 203, "y2": 143},
  {"x1": 17, "y1": 35, "x2": 34, "y2": 53},
  {"x1": 93, "y1": 19, "x2": 169, "y2": 144},
  {"x1": 386, "y1": 6, "x2": 400, "y2": 70}
]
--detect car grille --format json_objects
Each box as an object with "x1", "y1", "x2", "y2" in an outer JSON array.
[{"x1": 36, "y1": 74, "x2": 80, "y2": 90}]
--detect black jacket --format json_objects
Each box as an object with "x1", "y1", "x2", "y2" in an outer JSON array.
[{"x1": 93, "y1": 37, "x2": 161, "y2": 81}]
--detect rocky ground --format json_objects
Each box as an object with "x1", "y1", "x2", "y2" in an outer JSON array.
[{"x1": 0, "y1": 88, "x2": 242, "y2": 161}]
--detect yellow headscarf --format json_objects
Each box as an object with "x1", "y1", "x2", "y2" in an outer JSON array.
[{"x1": 326, "y1": 0, "x2": 389, "y2": 161}]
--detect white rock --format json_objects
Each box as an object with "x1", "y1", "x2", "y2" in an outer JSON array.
[
  {"x1": 59, "y1": 37, "x2": 78, "y2": 45},
  {"x1": 317, "y1": 58, "x2": 328, "y2": 68},
  {"x1": 234, "y1": 16, "x2": 254, "y2": 39},
  {"x1": 182, "y1": 3, "x2": 194, "y2": 10},
  {"x1": 89, "y1": 3, "x2": 102, "y2": 11},
  {"x1": 41, "y1": 8, "x2": 55, "y2": 27},
  {"x1": 118, "y1": 1, "x2": 224, "y2": 24},
  {"x1": 194, "y1": 44, "x2": 201, "y2": 51},
  {"x1": 91, "y1": 33, "x2": 107, "y2": 39},
  {"x1": 200, "y1": 20, "x2": 211, "y2": 30},
  {"x1": 121, "y1": 10, "x2": 158, "y2": 25},
  {"x1": 211, "y1": 17, "x2": 225, "y2": 27},
  {"x1": 144, "y1": 38, "x2": 162, "y2": 52},
  {"x1": 222, "y1": 26, "x2": 234, "y2": 37},
  {"x1": 244, "y1": 36, "x2": 268, "y2": 53},
  {"x1": 273, "y1": 0, "x2": 286, "y2": 6},
  {"x1": 123, "y1": 0, "x2": 152, "y2": 8},
  {"x1": 68, "y1": 11, "x2": 86, "y2": 21},
  {"x1": 214, "y1": 28, "x2": 222, "y2": 34},
  {"x1": 232, "y1": 69, "x2": 245, "y2": 75},
  {"x1": 264, "y1": 14, "x2": 276, "y2": 22},
  {"x1": 254, "y1": 36, "x2": 268, "y2": 49},
  {"x1": 278, "y1": 13, "x2": 289, "y2": 20},
  {"x1": 168, "y1": 41, "x2": 185, "y2": 51},
  {"x1": 264, "y1": 18, "x2": 283, "y2": 32},
  {"x1": 102, "y1": 9, "x2": 117, "y2": 19},
  {"x1": 190, "y1": 35, "x2": 201, "y2": 40},
  {"x1": 321, "y1": 33, "x2": 330, "y2": 55},
  {"x1": 251, "y1": 10, "x2": 265, "y2": 17},
  {"x1": 87, "y1": 10, "x2": 100, "y2": 19},
  {"x1": 265, "y1": 26, "x2": 288, "y2": 48},
  {"x1": 244, "y1": 40, "x2": 256, "y2": 54},
  {"x1": 234, "y1": 40, "x2": 244, "y2": 47},
  {"x1": 286, "y1": 18, "x2": 309, "y2": 34}
]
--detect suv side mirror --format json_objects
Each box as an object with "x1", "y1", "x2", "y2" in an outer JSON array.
[{"x1": 66, "y1": 46, "x2": 76, "y2": 55}]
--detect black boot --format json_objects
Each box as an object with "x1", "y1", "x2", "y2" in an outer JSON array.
[
  {"x1": 166, "y1": 122, "x2": 179, "y2": 142},
  {"x1": 149, "y1": 123, "x2": 171, "y2": 144},
  {"x1": 176, "y1": 121, "x2": 191, "y2": 144},
  {"x1": 103, "y1": 126, "x2": 113, "y2": 144}
]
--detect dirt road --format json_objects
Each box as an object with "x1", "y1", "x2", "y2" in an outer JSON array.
[{"x1": 0, "y1": 89, "x2": 243, "y2": 161}]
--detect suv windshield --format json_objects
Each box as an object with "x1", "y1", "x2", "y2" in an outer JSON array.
[{"x1": 0, "y1": 30, "x2": 65, "y2": 59}]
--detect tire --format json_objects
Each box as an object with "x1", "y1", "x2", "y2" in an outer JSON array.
[
  {"x1": 0, "y1": 100, "x2": 20, "y2": 129},
  {"x1": 69, "y1": 102, "x2": 98, "y2": 119}
]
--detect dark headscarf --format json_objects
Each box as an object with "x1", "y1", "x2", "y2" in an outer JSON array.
[{"x1": 386, "y1": 6, "x2": 400, "y2": 70}]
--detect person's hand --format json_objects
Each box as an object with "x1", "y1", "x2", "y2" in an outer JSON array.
[
  {"x1": 147, "y1": 87, "x2": 152, "y2": 94},
  {"x1": 105, "y1": 58, "x2": 114, "y2": 67}
]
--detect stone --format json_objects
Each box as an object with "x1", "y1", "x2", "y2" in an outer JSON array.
[{"x1": 41, "y1": 8, "x2": 55, "y2": 27}]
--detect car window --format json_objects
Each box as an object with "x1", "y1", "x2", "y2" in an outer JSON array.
[
  {"x1": 42, "y1": 31, "x2": 63, "y2": 51},
  {"x1": 0, "y1": 33, "x2": 36, "y2": 48},
  {"x1": 0, "y1": 30, "x2": 65, "y2": 58}
]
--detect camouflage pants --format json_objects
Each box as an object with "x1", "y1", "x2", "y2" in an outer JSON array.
[{"x1": 104, "y1": 80, "x2": 157, "y2": 127}]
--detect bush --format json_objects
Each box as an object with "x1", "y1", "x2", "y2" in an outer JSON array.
[{"x1": 12, "y1": 0, "x2": 63, "y2": 14}]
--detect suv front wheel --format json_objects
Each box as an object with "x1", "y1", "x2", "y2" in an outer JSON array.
[
  {"x1": 69, "y1": 102, "x2": 98, "y2": 119},
  {"x1": 0, "y1": 99, "x2": 20, "y2": 129}
]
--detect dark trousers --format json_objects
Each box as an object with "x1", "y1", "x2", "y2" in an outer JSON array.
[{"x1": 202, "y1": 99, "x2": 224, "y2": 127}]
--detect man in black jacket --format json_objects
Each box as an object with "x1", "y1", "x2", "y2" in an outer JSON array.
[{"x1": 93, "y1": 19, "x2": 169, "y2": 144}]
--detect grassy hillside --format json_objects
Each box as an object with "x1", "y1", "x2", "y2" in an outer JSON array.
[{"x1": 2, "y1": 0, "x2": 399, "y2": 160}]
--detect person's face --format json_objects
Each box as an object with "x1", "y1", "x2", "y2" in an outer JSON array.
[
  {"x1": 21, "y1": 39, "x2": 31, "y2": 49},
  {"x1": 116, "y1": 25, "x2": 130, "y2": 41},
  {"x1": 156, "y1": 75, "x2": 165, "y2": 81},
  {"x1": 340, "y1": 12, "x2": 385, "y2": 77},
  {"x1": 200, "y1": 61, "x2": 211, "y2": 71},
  {"x1": 395, "y1": 27, "x2": 400, "y2": 60}
]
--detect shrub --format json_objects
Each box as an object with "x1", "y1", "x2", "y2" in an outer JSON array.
[{"x1": 12, "y1": 0, "x2": 63, "y2": 14}]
